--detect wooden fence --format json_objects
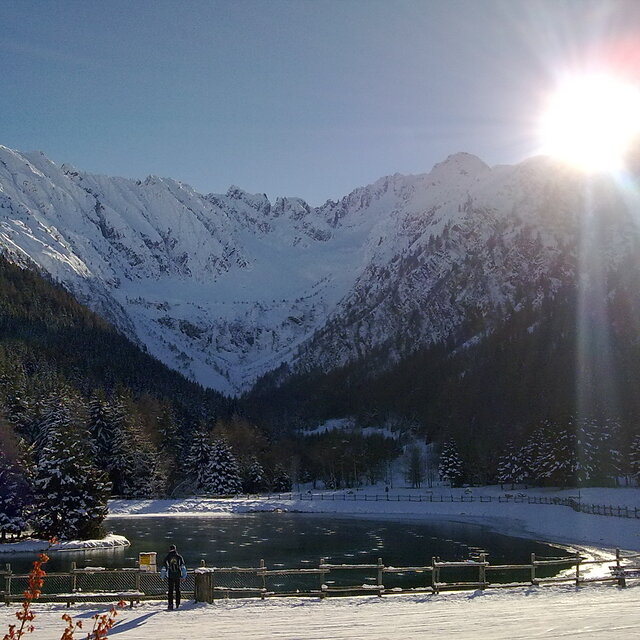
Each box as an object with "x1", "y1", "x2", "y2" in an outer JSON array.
[
  {"x1": 3, "y1": 549, "x2": 639, "y2": 605},
  {"x1": 247, "y1": 491, "x2": 640, "y2": 520}
]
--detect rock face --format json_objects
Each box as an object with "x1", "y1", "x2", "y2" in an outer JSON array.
[{"x1": 0, "y1": 145, "x2": 637, "y2": 394}]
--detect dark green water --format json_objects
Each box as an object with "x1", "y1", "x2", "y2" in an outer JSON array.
[{"x1": 4, "y1": 513, "x2": 572, "y2": 589}]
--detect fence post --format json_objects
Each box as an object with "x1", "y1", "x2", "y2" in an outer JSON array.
[
  {"x1": 320, "y1": 558, "x2": 327, "y2": 599},
  {"x1": 194, "y1": 570, "x2": 213, "y2": 603},
  {"x1": 4, "y1": 563, "x2": 11, "y2": 605},
  {"x1": 479, "y1": 553, "x2": 487, "y2": 589},
  {"x1": 260, "y1": 559, "x2": 266, "y2": 600},
  {"x1": 575, "y1": 552, "x2": 581, "y2": 586},
  {"x1": 615, "y1": 548, "x2": 626, "y2": 587},
  {"x1": 135, "y1": 567, "x2": 141, "y2": 593},
  {"x1": 377, "y1": 558, "x2": 384, "y2": 596},
  {"x1": 71, "y1": 561, "x2": 77, "y2": 593},
  {"x1": 432, "y1": 557, "x2": 438, "y2": 594},
  {"x1": 530, "y1": 553, "x2": 536, "y2": 585}
]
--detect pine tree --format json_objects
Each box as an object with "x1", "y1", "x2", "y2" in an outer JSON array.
[
  {"x1": 630, "y1": 434, "x2": 640, "y2": 481},
  {"x1": 587, "y1": 419, "x2": 623, "y2": 485},
  {"x1": 0, "y1": 450, "x2": 30, "y2": 540},
  {"x1": 157, "y1": 402, "x2": 181, "y2": 485},
  {"x1": 438, "y1": 440, "x2": 464, "y2": 487},
  {"x1": 185, "y1": 424, "x2": 214, "y2": 493},
  {"x1": 520, "y1": 425, "x2": 553, "y2": 485},
  {"x1": 209, "y1": 439, "x2": 242, "y2": 495},
  {"x1": 103, "y1": 396, "x2": 135, "y2": 496},
  {"x1": 123, "y1": 428, "x2": 166, "y2": 498},
  {"x1": 3, "y1": 383, "x2": 32, "y2": 439},
  {"x1": 87, "y1": 391, "x2": 114, "y2": 461},
  {"x1": 31, "y1": 425, "x2": 110, "y2": 540},
  {"x1": 33, "y1": 391, "x2": 79, "y2": 448},
  {"x1": 88, "y1": 393, "x2": 149, "y2": 496},
  {"x1": 242, "y1": 457, "x2": 268, "y2": 494},
  {"x1": 496, "y1": 441, "x2": 526, "y2": 488},
  {"x1": 270, "y1": 463, "x2": 292, "y2": 492},
  {"x1": 539, "y1": 428, "x2": 578, "y2": 486}
]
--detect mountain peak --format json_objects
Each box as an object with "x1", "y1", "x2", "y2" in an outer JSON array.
[{"x1": 430, "y1": 152, "x2": 489, "y2": 178}]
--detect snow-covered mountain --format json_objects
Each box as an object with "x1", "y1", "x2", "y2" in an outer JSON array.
[{"x1": 0, "y1": 145, "x2": 637, "y2": 395}]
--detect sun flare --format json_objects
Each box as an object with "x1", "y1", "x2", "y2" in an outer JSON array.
[{"x1": 539, "y1": 74, "x2": 640, "y2": 173}]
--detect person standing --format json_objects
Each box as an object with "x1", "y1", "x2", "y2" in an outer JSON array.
[{"x1": 160, "y1": 544, "x2": 186, "y2": 610}]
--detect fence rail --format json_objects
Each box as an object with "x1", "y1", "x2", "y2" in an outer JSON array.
[
  {"x1": 242, "y1": 491, "x2": 640, "y2": 520},
  {"x1": 3, "y1": 550, "x2": 639, "y2": 605}
]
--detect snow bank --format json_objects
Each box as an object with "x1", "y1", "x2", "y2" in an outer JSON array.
[
  {"x1": 0, "y1": 534, "x2": 130, "y2": 554},
  {"x1": 108, "y1": 485, "x2": 640, "y2": 552}
]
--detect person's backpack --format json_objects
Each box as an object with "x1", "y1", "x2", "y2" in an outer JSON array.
[{"x1": 167, "y1": 556, "x2": 182, "y2": 577}]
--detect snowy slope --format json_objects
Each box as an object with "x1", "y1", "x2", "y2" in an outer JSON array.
[{"x1": 0, "y1": 145, "x2": 636, "y2": 394}]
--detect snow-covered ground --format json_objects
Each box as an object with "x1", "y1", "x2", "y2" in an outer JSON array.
[
  {"x1": 0, "y1": 534, "x2": 130, "y2": 554},
  {"x1": 2, "y1": 583, "x2": 639, "y2": 639},
  {"x1": 108, "y1": 486, "x2": 640, "y2": 552}
]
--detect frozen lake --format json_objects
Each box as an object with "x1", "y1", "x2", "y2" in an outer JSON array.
[{"x1": 5, "y1": 513, "x2": 573, "y2": 586}]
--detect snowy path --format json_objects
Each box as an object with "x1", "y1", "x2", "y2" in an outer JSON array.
[{"x1": 3, "y1": 584, "x2": 639, "y2": 639}]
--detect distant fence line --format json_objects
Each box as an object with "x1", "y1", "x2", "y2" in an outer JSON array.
[
  {"x1": 237, "y1": 491, "x2": 640, "y2": 520},
  {"x1": 2, "y1": 549, "x2": 639, "y2": 605}
]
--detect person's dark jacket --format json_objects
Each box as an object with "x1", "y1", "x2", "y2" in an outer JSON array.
[{"x1": 162, "y1": 550, "x2": 185, "y2": 577}]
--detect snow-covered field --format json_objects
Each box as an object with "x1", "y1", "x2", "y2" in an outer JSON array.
[
  {"x1": 2, "y1": 583, "x2": 639, "y2": 639},
  {"x1": 108, "y1": 485, "x2": 640, "y2": 552}
]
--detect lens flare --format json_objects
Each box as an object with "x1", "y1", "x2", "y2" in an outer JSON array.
[{"x1": 539, "y1": 74, "x2": 640, "y2": 172}]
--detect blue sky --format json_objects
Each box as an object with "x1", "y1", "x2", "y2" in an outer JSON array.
[{"x1": 2, "y1": 0, "x2": 639, "y2": 204}]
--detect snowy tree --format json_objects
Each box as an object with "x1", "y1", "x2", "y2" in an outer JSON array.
[
  {"x1": 587, "y1": 419, "x2": 623, "y2": 485},
  {"x1": 123, "y1": 439, "x2": 166, "y2": 498},
  {"x1": 88, "y1": 393, "x2": 161, "y2": 497},
  {"x1": 98, "y1": 396, "x2": 134, "y2": 496},
  {"x1": 242, "y1": 457, "x2": 268, "y2": 494},
  {"x1": 33, "y1": 391, "x2": 82, "y2": 448},
  {"x1": 157, "y1": 404, "x2": 179, "y2": 451},
  {"x1": 185, "y1": 424, "x2": 214, "y2": 493},
  {"x1": 270, "y1": 463, "x2": 292, "y2": 493},
  {"x1": 31, "y1": 425, "x2": 110, "y2": 540},
  {"x1": 519, "y1": 425, "x2": 553, "y2": 485},
  {"x1": 0, "y1": 450, "x2": 30, "y2": 540},
  {"x1": 3, "y1": 384, "x2": 32, "y2": 439},
  {"x1": 209, "y1": 439, "x2": 242, "y2": 495},
  {"x1": 496, "y1": 441, "x2": 526, "y2": 488},
  {"x1": 87, "y1": 391, "x2": 113, "y2": 460},
  {"x1": 438, "y1": 440, "x2": 464, "y2": 487},
  {"x1": 537, "y1": 428, "x2": 578, "y2": 486}
]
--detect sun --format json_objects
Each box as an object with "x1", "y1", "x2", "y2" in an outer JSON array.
[{"x1": 539, "y1": 74, "x2": 640, "y2": 173}]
